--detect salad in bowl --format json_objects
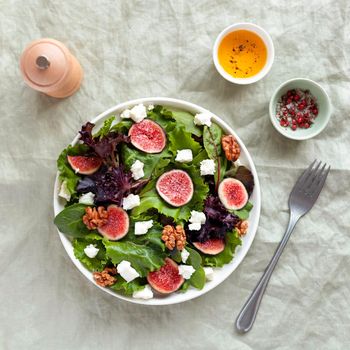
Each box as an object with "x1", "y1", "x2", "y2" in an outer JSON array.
[{"x1": 53, "y1": 98, "x2": 260, "y2": 305}]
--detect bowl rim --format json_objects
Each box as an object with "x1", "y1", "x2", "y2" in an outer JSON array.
[
  {"x1": 53, "y1": 97, "x2": 261, "y2": 305},
  {"x1": 269, "y1": 78, "x2": 332, "y2": 140},
  {"x1": 212, "y1": 22, "x2": 275, "y2": 85}
]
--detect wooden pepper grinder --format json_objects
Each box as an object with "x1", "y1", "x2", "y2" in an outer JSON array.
[{"x1": 20, "y1": 38, "x2": 83, "y2": 98}]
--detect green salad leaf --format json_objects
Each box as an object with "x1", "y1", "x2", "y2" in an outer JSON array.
[
  {"x1": 180, "y1": 266, "x2": 206, "y2": 292},
  {"x1": 104, "y1": 240, "x2": 166, "y2": 277},
  {"x1": 147, "y1": 105, "x2": 176, "y2": 132},
  {"x1": 110, "y1": 119, "x2": 133, "y2": 133},
  {"x1": 132, "y1": 164, "x2": 209, "y2": 222},
  {"x1": 233, "y1": 202, "x2": 254, "y2": 220},
  {"x1": 168, "y1": 127, "x2": 202, "y2": 159},
  {"x1": 186, "y1": 247, "x2": 202, "y2": 269},
  {"x1": 54, "y1": 203, "x2": 93, "y2": 237},
  {"x1": 202, "y1": 230, "x2": 242, "y2": 267},
  {"x1": 110, "y1": 277, "x2": 146, "y2": 295},
  {"x1": 168, "y1": 109, "x2": 202, "y2": 137},
  {"x1": 121, "y1": 143, "x2": 172, "y2": 178},
  {"x1": 57, "y1": 144, "x2": 89, "y2": 197},
  {"x1": 73, "y1": 238, "x2": 107, "y2": 272},
  {"x1": 93, "y1": 116, "x2": 115, "y2": 138}
]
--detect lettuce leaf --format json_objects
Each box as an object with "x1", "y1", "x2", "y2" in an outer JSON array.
[
  {"x1": 54, "y1": 203, "x2": 93, "y2": 237},
  {"x1": 167, "y1": 109, "x2": 202, "y2": 137},
  {"x1": 147, "y1": 105, "x2": 176, "y2": 132},
  {"x1": 93, "y1": 116, "x2": 115, "y2": 139},
  {"x1": 110, "y1": 119, "x2": 133, "y2": 133},
  {"x1": 233, "y1": 201, "x2": 254, "y2": 220},
  {"x1": 131, "y1": 164, "x2": 209, "y2": 222},
  {"x1": 73, "y1": 237, "x2": 107, "y2": 272},
  {"x1": 121, "y1": 144, "x2": 172, "y2": 178},
  {"x1": 104, "y1": 240, "x2": 166, "y2": 277},
  {"x1": 110, "y1": 277, "x2": 146, "y2": 295},
  {"x1": 202, "y1": 230, "x2": 242, "y2": 267},
  {"x1": 57, "y1": 144, "x2": 89, "y2": 197},
  {"x1": 168, "y1": 126, "x2": 202, "y2": 159}
]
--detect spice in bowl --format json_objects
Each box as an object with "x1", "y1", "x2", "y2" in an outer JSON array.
[
  {"x1": 276, "y1": 89, "x2": 319, "y2": 131},
  {"x1": 218, "y1": 30, "x2": 267, "y2": 78}
]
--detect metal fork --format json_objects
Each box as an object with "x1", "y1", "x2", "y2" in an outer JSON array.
[{"x1": 236, "y1": 160, "x2": 330, "y2": 333}]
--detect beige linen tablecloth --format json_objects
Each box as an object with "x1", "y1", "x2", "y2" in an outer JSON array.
[{"x1": 1, "y1": 0, "x2": 349, "y2": 349}]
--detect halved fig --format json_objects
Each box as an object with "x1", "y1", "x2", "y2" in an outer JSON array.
[
  {"x1": 193, "y1": 239, "x2": 225, "y2": 255},
  {"x1": 218, "y1": 178, "x2": 248, "y2": 210},
  {"x1": 98, "y1": 205, "x2": 129, "y2": 241},
  {"x1": 147, "y1": 258, "x2": 184, "y2": 294},
  {"x1": 156, "y1": 169, "x2": 194, "y2": 207},
  {"x1": 128, "y1": 119, "x2": 166, "y2": 153},
  {"x1": 67, "y1": 155, "x2": 102, "y2": 175}
]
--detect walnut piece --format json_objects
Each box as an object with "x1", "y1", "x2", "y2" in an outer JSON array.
[
  {"x1": 222, "y1": 135, "x2": 241, "y2": 162},
  {"x1": 236, "y1": 220, "x2": 249, "y2": 236},
  {"x1": 161, "y1": 225, "x2": 186, "y2": 251},
  {"x1": 83, "y1": 206, "x2": 108, "y2": 230},
  {"x1": 93, "y1": 267, "x2": 117, "y2": 287}
]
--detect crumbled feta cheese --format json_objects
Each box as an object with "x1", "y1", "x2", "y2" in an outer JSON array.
[
  {"x1": 178, "y1": 265, "x2": 196, "y2": 280},
  {"x1": 131, "y1": 160, "x2": 145, "y2": 180},
  {"x1": 188, "y1": 223, "x2": 201, "y2": 231},
  {"x1": 147, "y1": 104, "x2": 154, "y2": 111},
  {"x1": 122, "y1": 194, "x2": 140, "y2": 210},
  {"x1": 120, "y1": 104, "x2": 147, "y2": 123},
  {"x1": 203, "y1": 267, "x2": 214, "y2": 281},
  {"x1": 58, "y1": 180, "x2": 71, "y2": 201},
  {"x1": 78, "y1": 192, "x2": 95, "y2": 205},
  {"x1": 135, "y1": 220, "x2": 153, "y2": 235},
  {"x1": 200, "y1": 159, "x2": 216, "y2": 176},
  {"x1": 181, "y1": 249, "x2": 190, "y2": 263},
  {"x1": 194, "y1": 112, "x2": 212, "y2": 127},
  {"x1": 117, "y1": 260, "x2": 140, "y2": 282},
  {"x1": 175, "y1": 149, "x2": 193, "y2": 163},
  {"x1": 133, "y1": 284, "x2": 154, "y2": 300},
  {"x1": 189, "y1": 210, "x2": 206, "y2": 225},
  {"x1": 84, "y1": 244, "x2": 99, "y2": 259}
]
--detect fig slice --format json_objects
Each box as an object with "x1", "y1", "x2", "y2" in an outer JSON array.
[
  {"x1": 218, "y1": 178, "x2": 248, "y2": 210},
  {"x1": 156, "y1": 169, "x2": 194, "y2": 207},
  {"x1": 193, "y1": 239, "x2": 225, "y2": 255},
  {"x1": 128, "y1": 119, "x2": 166, "y2": 153},
  {"x1": 67, "y1": 155, "x2": 102, "y2": 175},
  {"x1": 147, "y1": 258, "x2": 184, "y2": 294},
  {"x1": 97, "y1": 205, "x2": 129, "y2": 241}
]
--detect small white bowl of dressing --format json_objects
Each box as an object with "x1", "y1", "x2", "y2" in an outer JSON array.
[{"x1": 213, "y1": 23, "x2": 275, "y2": 85}]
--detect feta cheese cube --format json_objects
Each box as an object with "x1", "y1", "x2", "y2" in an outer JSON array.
[
  {"x1": 189, "y1": 210, "x2": 206, "y2": 225},
  {"x1": 181, "y1": 248, "x2": 190, "y2": 263},
  {"x1": 200, "y1": 159, "x2": 215, "y2": 176},
  {"x1": 117, "y1": 260, "x2": 140, "y2": 282},
  {"x1": 78, "y1": 192, "x2": 95, "y2": 205},
  {"x1": 58, "y1": 180, "x2": 71, "y2": 201},
  {"x1": 84, "y1": 244, "x2": 99, "y2": 259},
  {"x1": 122, "y1": 194, "x2": 140, "y2": 210},
  {"x1": 188, "y1": 223, "x2": 201, "y2": 231},
  {"x1": 194, "y1": 112, "x2": 212, "y2": 127},
  {"x1": 178, "y1": 265, "x2": 195, "y2": 280},
  {"x1": 175, "y1": 149, "x2": 193, "y2": 163},
  {"x1": 135, "y1": 220, "x2": 153, "y2": 235},
  {"x1": 131, "y1": 160, "x2": 145, "y2": 180},
  {"x1": 120, "y1": 104, "x2": 147, "y2": 123},
  {"x1": 132, "y1": 285, "x2": 154, "y2": 300},
  {"x1": 147, "y1": 104, "x2": 155, "y2": 111},
  {"x1": 203, "y1": 267, "x2": 214, "y2": 281}
]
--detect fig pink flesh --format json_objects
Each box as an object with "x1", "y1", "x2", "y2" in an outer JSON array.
[
  {"x1": 129, "y1": 119, "x2": 166, "y2": 153},
  {"x1": 156, "y1": 170, "x2": 194, "y2": 207},
  {"x1": 98, "y1": 205, "x2": 129, "y2": 241},
  {"x1": 67, "y1": 155, "x2": 102, "y2": 175},
  {"x1": 218, "y1": 178, "x2": 248, "y2": 210},
  {"x1": 147, "y1": 258, "x2": 184, "y2": 294},
  {"x1": 193, "y1": 239, "x2": 225, "y2": 255}
]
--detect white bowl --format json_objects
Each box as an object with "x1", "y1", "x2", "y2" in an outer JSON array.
[
  {"x1": 213, "y1": 23, "x2": 275, "y2": 85},
  {"x1": 53, "y1": 97, "x2": 261, "y2": 305}
]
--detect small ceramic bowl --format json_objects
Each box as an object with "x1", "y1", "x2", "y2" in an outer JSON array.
[
  {"x1": 213, "y1": 23, "x2": 275, "y2": 84},
  {"x1": 269, "y1": 78, "x2": 332, "y2": 140}
]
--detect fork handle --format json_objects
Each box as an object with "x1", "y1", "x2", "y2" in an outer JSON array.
[{"x1": 235, "y1": 212, "x2": 300, "y2": 333}]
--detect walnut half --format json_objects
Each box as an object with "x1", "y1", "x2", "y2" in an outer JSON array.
[
  {"x1": 161, "y1": 225, "x2": 186, "y2": 251},
  {"x1": 93, "y1": 267, "x2": 117, "y2": 287},
  {"x1": 83, "y1": 206, "x2": 109, "y2": 230},
  {"x1": 222, "y1": 135, "x2": 241, "y2": 162},
  {"x1": 236, "y1": 220, "x2": 249, "y2": 237}
]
